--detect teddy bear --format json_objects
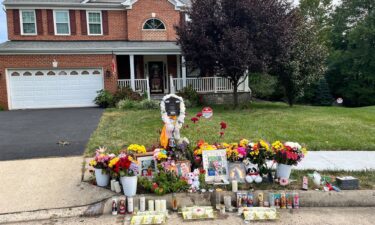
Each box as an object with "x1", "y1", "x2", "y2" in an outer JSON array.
[
  {"x1": 187, "y1": 169, "x2": 200, "y2": 192},
  {"x1": 244, "y1": 162, "x2": 262, "y2": 184}
]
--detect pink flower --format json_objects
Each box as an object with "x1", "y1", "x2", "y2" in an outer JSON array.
[{"x1": 237, "y1": 147, "x2": 246, "y2": 156}]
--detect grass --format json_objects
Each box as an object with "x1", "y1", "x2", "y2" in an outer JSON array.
[{"x1": 85, "y1": 102, "x2": 375, "y2": 156}]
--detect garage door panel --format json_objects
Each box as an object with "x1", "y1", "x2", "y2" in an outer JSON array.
[{"x1": 8, "y1": 69, "x2": 104, "y2": 109}]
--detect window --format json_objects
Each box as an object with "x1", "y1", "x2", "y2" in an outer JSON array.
[
  {"x1": 87, "y1": 11, "x2": 102, "y2": 35},
  {"x1": 54, "y1": 11, "x2": 70, "y2": 35},
  {"x1": 81, "y1": 71, "x2": 90, "y2": 75},
  {"x1": 70, "y1": 71, "x2": 78, "y2": 75},
  {"x1": 11, "y1": 72, "x2": 20, "y2": 76},
  {"x1": 47, "y1": 71, "x2": 56, "y2": 76},
  {"x1": 93, "y1": 70, "x2": 101, "y2": 75},
  {"x1": 143, "y1": 18, "x2": 165, "y2": 30},
  {"x1": 21, "y1": 10, "x2": 37, "y2": 35},
  {"x1": 58, "y1": 71, "x2": 67, "y2": 75},
  {"x1": 23, "y1": 71, "x2": 32, "y2": 76},
  {"x1": 35, "y1": 71, "x2": 44, "y2": 76}
]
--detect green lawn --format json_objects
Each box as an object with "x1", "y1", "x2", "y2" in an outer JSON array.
[{"x1": 86, "y1": 102, "x2": 375, "y2": 156}]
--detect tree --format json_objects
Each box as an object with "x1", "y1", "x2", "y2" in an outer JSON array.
[
  {"x1": 277, "y1": 11, "x2": 328, "y2": 106},
  {"x1": 327, "y1": 0, "x2": 375, "y2": 107},
  {"x1": 314, "y1": 78, "x2": 334, "y2": 106},
  {"x1": 176, "y1": 0, "x2": 297, "y2": 107}
]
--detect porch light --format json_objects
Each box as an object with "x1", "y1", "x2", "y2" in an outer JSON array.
[
  {"x1": 106, "y1": 69, "x2": 112, "y2": 78},
  {"x1": 52, "y1": 59, "x2": 58, "y2": 68}
]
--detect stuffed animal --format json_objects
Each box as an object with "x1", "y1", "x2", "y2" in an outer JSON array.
[
  {"x1": 245, "y1": 164, "x2": 263, "y2": 184},
  {"x1": 187, "y1": 169, "x2": 200, "y2": 192}
]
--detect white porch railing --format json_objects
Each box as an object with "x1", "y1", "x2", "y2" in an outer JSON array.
[
  {"x1": 173, "y1": 77, "x2": 249, "y2": 93},
  {"x1": 118, "y1": 79, "x2": 150, "y2": 96}
]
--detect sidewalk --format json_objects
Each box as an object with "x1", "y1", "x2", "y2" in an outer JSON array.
[
  {"x1": 293, "y1": 151, "x2": 375, "y2": 171},
  {"x1": 0, "y1": 156, "x2": 115, "y2": 214}
]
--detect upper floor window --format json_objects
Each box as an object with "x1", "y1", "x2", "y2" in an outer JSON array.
[
  {"x1": 54, "y1": 11, "x2": 70, "y2": 35},
  {"x1": 21, "y1": 10, "x2": 37, "y2": 35},
  {"x1": 87, "y1": 11, "x2": 102, "y2": 35},
  {"x1": 143, "y1": 18, "x2": 165, "y2": 30}
]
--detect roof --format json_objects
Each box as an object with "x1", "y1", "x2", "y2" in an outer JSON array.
[{"x1": 0, "y1": 41, "x2": 181, "y2": 55}]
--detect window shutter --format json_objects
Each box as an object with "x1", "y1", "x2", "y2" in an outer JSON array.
[
  {"x1": 13, "y1": 9, "x2": 20, "y2": 35},
  {"x1": 36, "y1": 9, "x2": 43, "y2": 35},
  {"x1": 47, "y1": 9, "x2": 54, "y2": 35},
  {"x1": 102, "y1": 10, "x2": 109, "y2": 35},
  {"x1": 80, "y1": 10, "x2": 87, "y2": 35},
  {"x1": 69, "y1": 10, "x2": 76, "y2": 35}
]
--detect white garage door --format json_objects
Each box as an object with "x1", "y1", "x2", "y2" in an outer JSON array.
[{"x1": 7, "y1": 68, "x2": 104, "y2": 110}]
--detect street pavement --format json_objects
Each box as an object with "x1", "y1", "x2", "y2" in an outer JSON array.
[
  {"x1": 0, "y1": 108, "x2": 103, "y2": 161},
  {"x1": 8, "y1": 207, "x2": 375, "y2": 225}
]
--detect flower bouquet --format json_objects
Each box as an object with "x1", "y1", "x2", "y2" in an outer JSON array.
[
  {"x1": 247, "y1": 140, "x2": 274, "y2": 176},
  {"x1": 89, "y1": 147, "x2": 115, "y2": 187},
  {"x1": 109, "y1": 153, "x2": 139, "y2": 196},
  {"x1": 127, "y1": 144, "x2": 147, "y2": 154},
  {"x1": 272, "y1": 141, "x2": 307, "y2": 178}
]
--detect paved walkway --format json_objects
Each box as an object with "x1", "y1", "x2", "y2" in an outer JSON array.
[
  {"x1": 293, "y1": 151, "x2": 375, "y2": 171},
  {"x1": 0, "y1": 156, "x2": 115, "y2": 214}
]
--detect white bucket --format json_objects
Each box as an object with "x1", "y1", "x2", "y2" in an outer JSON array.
[
  {"x1": 276, "y1": 163, "x2": 292, "y2": 179},
  {"x1": 94, "y1": 168, "x2": 110, "y2": 187},
  {"x1": 120, "y1": 176, "x2": 138, "y2": 197}
]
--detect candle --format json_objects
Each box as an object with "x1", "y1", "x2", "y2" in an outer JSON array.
[
  {"x1": 160, "y1": 200, "x2": 167, "y2": 212},
  {"x1": 127, "y1": 197, "x2": 134, "y2": 213},
  {"x1": 110, "y1": 179, "x2": 116, "y2": 192},
  {"x1": 232, "y1": 180, "x2": 238, "y2": 192},
  {"x1": 155, "y1": 200, "x2": 161, "y2": 212},
  {"x1": 114, "y1": 181, "x2": 122, "y2": 193},
  {"x1": 140, "y1": 196, "x2": 146, "y2": 212},
  {"x1": 224, "y1": 195, "x2": 232, "y2": 210},
  {"x1": 148, "y1": 200, "x2": 154, "y2": 211}
]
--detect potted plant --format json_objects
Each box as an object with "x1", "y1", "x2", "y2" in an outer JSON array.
[
  {"x1": 246, "y1": 139, "x2": 274, "y2": 177},
  {"x1": 89, "y1": 147, "x2": 114, "y2": 187},
  {"x1": 272, "y1": 141, "x2": 308, "y2": 179},
  {"x1": 110, "y1": 153, "x2": 139, "y2": 196}
]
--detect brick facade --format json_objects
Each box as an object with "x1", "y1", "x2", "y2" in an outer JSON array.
[{"x1": 0, "y1": 55, "x2": 117, "y2": 110}]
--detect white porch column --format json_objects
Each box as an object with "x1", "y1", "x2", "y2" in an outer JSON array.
[
  {"x1": 181, "y1": 56, "x2": 187, "y2": 87},
  {"x1": 177, "y1": 55, "x2": 181, "y2": 78},
  {"x1": 129, "y1": 54, "x2": 135, "y2": 91}
]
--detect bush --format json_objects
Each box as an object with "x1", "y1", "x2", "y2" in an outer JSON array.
[
  {"x1": 117, "y1": 99, "x2": 159, "y2": 110},
  {"x1": 94, "y1": 90, "x2": 114, "y2": 108},
  {"x1": 117, "y1": 99, "x2": 137, "y2": 110},
  {"x1": 177, "y1": 85, "x2": 200, "y2": 107},
  {"x1": 113, "y1": 87, "x2": 144, "y2": 104},
  {"x1": 249, "y1": 73, "x2": 284, "y2": 101},
  {"x1": 138, "y1": 99, "x2": 159, "y2": 110}
]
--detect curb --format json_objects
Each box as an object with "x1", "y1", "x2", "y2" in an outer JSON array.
[{"x1": 1, "y1": 190, "x2": 374, "y2": 224}]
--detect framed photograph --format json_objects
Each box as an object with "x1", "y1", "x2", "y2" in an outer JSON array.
[
  {"x1": 136, "y1": 153, "x2": 157, "y2": 178},
  {"x1": 228, "y1": 162, "x2": 246, "y2": 183},
  {"x1": 202, "y1": 149, "x2": 228, "y2": 182},
  {"x1": 175, "y1": 160, "x2": 191, "y2": 178}
]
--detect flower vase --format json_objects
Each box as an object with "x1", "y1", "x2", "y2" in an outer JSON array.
[
  {"x1": 94, "y1": 168, "x2": 110, "y2": 187},
  {"x1": 120, "y1": 176, "x2": 138, "y2": 197},
  {"x1": 276, "y1": 164, "x2": 292, "y2": 179}
]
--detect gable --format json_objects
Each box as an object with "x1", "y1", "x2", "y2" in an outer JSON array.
[{"x1": 122, "y1": 0, "x2": 188, "y2": 10}]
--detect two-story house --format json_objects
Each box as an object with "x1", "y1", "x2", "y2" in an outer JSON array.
[{"x1": 0, "y1": 0, "x2": 250, "y2": 110}]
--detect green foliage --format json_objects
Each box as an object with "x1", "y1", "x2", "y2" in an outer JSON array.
[
  {"x1": 249, "y1": 73, "x2": 283, "y2": 101},
  {"x1": 177, "y1": 85, "x2": 200, "y2": 107},
  {"x1": 313, "y1": 78, "x2": 333, "y2": 106},
  {"x1": 113, "y1": 87, "x2": 144, "y2": 103},
  {"x1": 94, "y1": 90, "x2": 114, "y2": 108},
  {"x1": 117, "y1": 99, "x2": 159, "y2": 110},
  {"x1": 327, "y1": 0, "x2": 375, "y2": 107},
  {"x1": 138, "y1": 169, "x2": 190, "y2": 195}
]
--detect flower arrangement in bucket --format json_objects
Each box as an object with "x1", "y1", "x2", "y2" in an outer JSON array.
[
  {"x1": 109, "y1": 153, "x2": 139, "y2": 196},
  {"x1": 247, "y1": 140, "x2": 274, "y2": 176},
  {"x1": 89, "y1": 147, "x2": 115, "y2": 187},
  {"x1": 127, "y1": 144, "x2": 147, "y2": 154},
  {"x1": 272, "y1": 141, "x2": 308, "y2": 179}
]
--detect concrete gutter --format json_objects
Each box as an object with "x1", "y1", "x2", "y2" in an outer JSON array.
[{"x1": 1, "y1": 190, "x2": 374, "y2": 224}]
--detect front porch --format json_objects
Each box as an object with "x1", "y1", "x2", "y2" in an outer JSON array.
[{"x1": 116, "y1": 54, "x2": 251, "y2": 99}]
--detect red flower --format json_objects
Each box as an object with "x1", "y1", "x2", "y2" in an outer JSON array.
[
  {"x1": 197, "y1": 139, "x2": 205, "y2": 147},
  {"x1": 196, "y1": 112, "x2": 203, "y2": 117},
  {"x1": 191, "y1": 117, "x2": 199, "y2": 123},
  {"x1": 152, "y1": 183, "x2": 158, "y2": 190},
  {"x1": 220, "y1": 121, "x2": 227, "y2": 130},
  {"x1": 220, "y1": 131, "x2": 225, "y2": 138}
]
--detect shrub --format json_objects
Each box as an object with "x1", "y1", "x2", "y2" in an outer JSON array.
[
  {"x1": 117, "y1": 99, "x2": 137, "y2": 110},
  {"x1": 177, "y1": 85, "x2": 200, "y2": 107},
  {"x1": 249, "y1": 73, "x2": 284, "y2": 101},
  {"x1": 113, "y1": 87, "x2": 144, "y2": 104},
  {"x1": 94, "y1": 90, "x2": 114, "y2": 108},
  {"x1": 138, "y1": 99, "x2": 159, "y2": 110}
]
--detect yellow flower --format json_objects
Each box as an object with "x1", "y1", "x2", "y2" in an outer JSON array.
[
  {"x1": 89, "y1": 159, "x2": 97, "y2": 167},
  {"x1": 239, "y1": 139, "x2": 249, "y2": 147},
  {"x1": 108, "y1": 157, "x2": 119, "y2": 168},
  {"x1": 272, "y1": 141, "x2": 284, "y2": 151},
  {"x1": 128, "y1": 144, "x2": 147, "y2": 154},
  {"x1": 302, "y1": 147, "x2": 308, "y2": 155},
  {"x1": 259, "y1": 140, "x2": 270, "y2": 151}
]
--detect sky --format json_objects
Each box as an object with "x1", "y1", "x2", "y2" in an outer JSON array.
[{"x1": 0, "y1": 0, "x2": 341, "y2": 43}]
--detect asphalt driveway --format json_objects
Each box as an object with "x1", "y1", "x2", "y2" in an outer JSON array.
[{"x1": 0, "y1": 108, "x2": 103, "y2": 161}]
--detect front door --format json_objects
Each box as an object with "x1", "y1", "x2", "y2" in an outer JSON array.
[{"x1": 148, "y1": 62, "x2": 164, "y2": 94}]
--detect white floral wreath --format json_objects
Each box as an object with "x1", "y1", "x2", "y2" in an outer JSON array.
[{"x1": 160, "y1": 94, "x2": 186, "y2": 130}]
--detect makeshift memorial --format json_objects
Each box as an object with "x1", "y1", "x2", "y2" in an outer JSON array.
[
  {"x1": 136, "y1": 153, "x2": 157, "y2": 178},
  {"x1": 202, "y1": 149, "x2": 228, "y2": 183},
  {"x1": 180, "y1": 206, "x2": 215, "y2": 220},
  {"x1": 175, "y1": 160, "x2": 191, "y2": 178},
  {"x1": 272, "y1": 141, "x2": 307, "y2": 179},
  {"x1": 89, "y1": 147, "x2": 114, "y2": 187},
  {"x1": 160, "y1": 94, "x2": 186, "y2": 148},
  {"x1": 112, "y1": 197, "x2": 118, "y2": 215},
  {"x1": 119, "y1": 196, "x2": 126, "y2": 215},
  {"x1": 247, "y1": 140, "x2": 274, "y2": 176},
  {"x1": 228, "y1": 162, "x2": 246, "y2": 183},
  {"x1": 242, "y1": 207, "x2": 278, "y2": 221},
  {"x1": 224, "y1": 141, "x2": 247, "y2": 163}
]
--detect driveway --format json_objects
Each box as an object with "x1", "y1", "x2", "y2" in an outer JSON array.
[{"x1": 0, "y1": 108, "x2": 103, "y2": 161}]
